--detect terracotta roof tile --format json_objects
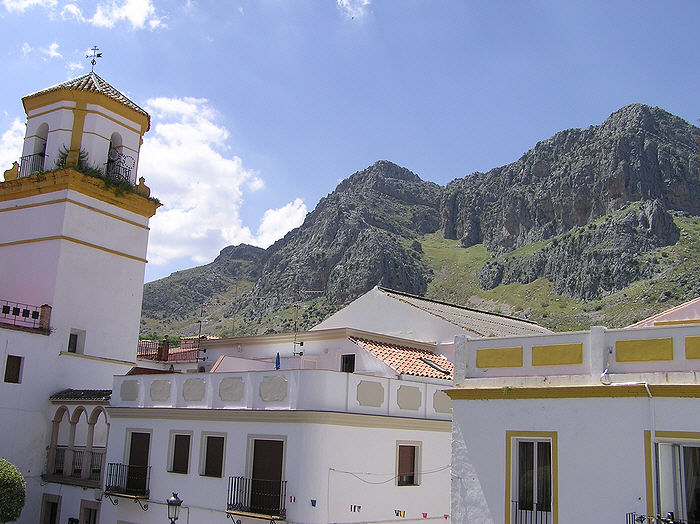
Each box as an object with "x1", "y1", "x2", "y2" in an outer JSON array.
[
  {"x1": 49, "y1": 389, "x2": 111, "y2": 402},
  {"x1": 25, "y1": 72, "x2": 148, "y2": 117},
  {"x1": 350, "y1": 337, "x2": 453, "y2": 380}
]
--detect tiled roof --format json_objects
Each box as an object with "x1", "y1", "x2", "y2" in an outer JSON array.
[
  {"x1": 49, "y1": 389, "x2": 111, "y2": 402},
  {"x1": 25, "y1": 72, "x2": 148, "y2": 117},
  {"x1": 350, "y1": 337, "x2": 453, "y2": 380},
  {"x1": 379, "y1": 287, "x2": 551, "y2": 337},
  {"x1": 126, "y1": 366, "x2": 175, "y2": 375}
]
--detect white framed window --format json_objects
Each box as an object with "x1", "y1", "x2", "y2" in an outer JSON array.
[
  {"x1": 396, "y1": 440, "x2": 421, "y2": 486},
  {"x1": 506, "y1": 431, "x2": 557, "y2": 524},
  {"x1": 168, "y1": 431, "x2": 192, "y2": 474},
  {"x1": 200, "y1": 433, "x2": 226, "y2": 477},
  {"x1": 656, "y1": 441, "x2": 700, "y2": 523},
  {"x1": 67, "y1": 329, "x2": 85, "y2": 354}
]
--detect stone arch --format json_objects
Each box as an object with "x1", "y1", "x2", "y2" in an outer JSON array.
[
  {"x1": 89, "y1": 406, "x2": 109, "y2": 447},
  {"x1": 34, "y1": 123, "x2": 49, "y2": 155},
  {"x1": 47, "y1": 406, "x2": 70, "y2": 475}
]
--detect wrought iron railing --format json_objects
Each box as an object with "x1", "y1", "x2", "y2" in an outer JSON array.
[
  {"x1": 19, "y1": 153, "x2": 45, "y2": 178},
  {"x1": 137, "y1": 337, "x2": 201, "y2": 362},
  {"x1": 53, "y1": 446, "x2": 66, "y2": 475},
  {"x1": 227, "y1": 476, "x2": 287, "y2": 518},
  {"x1": 70, "y1": 448, "x2": 85, "y2": 477},
  {"x1": 90, "y1": 449, "x2": 105, "y2": 481},
  {"x1": 105, "y1": 161, "x2": 135, "y2": 185},
  {"x1": 512, "y1": 501, "x2": 551, "y2": 524},
  {"x1": 1, "y1": 299, "x2": 42, "y2": 329},
  {"x1": 105, "y1": 463, "x2": 151, "y2": 498},
  {"x1": 626, "y1": 512, "x2": 687, "y2": 524}
]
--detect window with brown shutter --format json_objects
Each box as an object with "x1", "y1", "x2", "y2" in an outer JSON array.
[
  {"x1": 171, "y1": 434, "x2": 190, "y2": 474},
  {"x1": 397, "y1": 444, "x2": 417, "y2": 486},
  {"x1": 4, "y1": 355, "x2": 22, "y2": 383},
  {"x1": 203, "y1": 435, "x2": 224, "y2": 477}
]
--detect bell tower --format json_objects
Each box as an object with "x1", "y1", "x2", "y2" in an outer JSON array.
[{"x1": 0, "y1": 72, "x2": 159, "y2": 365}]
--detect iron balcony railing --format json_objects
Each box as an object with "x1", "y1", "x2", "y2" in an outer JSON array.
[
  {"x1": 90, "y1": 448, "x2": 105, "y2": 481},
  {"x1": 105, "y1": 463, "x2": 151, "y2": 498},
  {"x1": 227, "y1": 476, "x2": 287, "y2": 519},
  {"x1": 104, "y1": 161, "x2": 135, "y2": 185},
  {"x1": 626, "y1": 513, "x2": 687, "y2": 524},
  {"x1": 137, "y1": 337, "x2": 201, "y2": 362},
  {"x1": 1, "y1": 299, "x2": 42, "y2": 329},
  {"x1": 53, "y1": 446, "x2": 66, "y2": 475},
  {"x1": 512, "y1": 501, "x2": 551, "y2": 524},
  {"x1": 70, "y1": 448, "x2": 85, "y2": 478},
  {"x1": 19, "y1": 152, "x2": 45, "y2": 178}
]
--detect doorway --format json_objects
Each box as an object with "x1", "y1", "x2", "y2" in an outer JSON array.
[
  {"x1": 250, "y1": 439, "x2": 284, "y2": 515},
  {"x1": 126, "y1": 432, "x2": 150, "y2": 495}
]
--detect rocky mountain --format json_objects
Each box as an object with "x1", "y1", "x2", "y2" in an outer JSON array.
[{"x1": 141, "y1": 104, "x2": 700, "y2": 337}]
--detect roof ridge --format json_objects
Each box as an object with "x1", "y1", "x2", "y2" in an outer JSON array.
[{"x1": 377, "y1": 286, "x2": 541, "y2": 325}]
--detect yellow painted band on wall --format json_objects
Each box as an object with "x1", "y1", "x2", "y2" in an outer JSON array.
[
  {"x1": 476, "y1": 346, "x2": 523, "y2": 368},
  {"x1": 644, "y1": 431, "x2": 653, "y2": 516},
  {"x1": 70, "y1": 102, "x2": 87, "y2": 152},
  {"x1": 0, "y1": 235, "x2": 147, "y2": 263},
  {"x1": 532, "y1": 343, "x2": 583, "y2": 366},
  {"x1": 685, "y1": 336, "x2": 700, "y2": 360},
  {"x1": 616, "y1": 337, "x2": 673, "y2": 362},
  {"x1": 445, "y1": 384, "x2": 700, "y2": 400},
  {"x1": 656, "y1": 319, "x2": 700, "y2": 326}
]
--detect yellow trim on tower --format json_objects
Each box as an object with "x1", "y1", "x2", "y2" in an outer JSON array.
[
  {"x1": 0, "y1": 169, "x2": 159, "y2": 218},
  {"x1": 0, "y1": 197, "x2": 149, "y2": 230},
  {"x1": 644, "y1": 430, "x2": 654, "y2": 517},
  {"x1": 445, "y1": 384, "x2": 700, "y2": 400},
  {"x1": 685, "y1": 336, "x2": 700, "y2": 360},
  {"x1": 23, "y1": 89, "x2": 150, "y2": 133},
  {"x1": 504, "y1": 431, "x2": 558, "y2": 524},
  {"x1": 531, "y1": 343, "x2": 583, "y2": 366},
  {"x1": 616, "y1": 338, "x2": 674, "y2": 362},
  {"x1": 0, "y1": 235, "x2": 147, "y2": 263},
  {"x1": 654, "y1": 431, "x2": 700, "y2": 440},
  {"x1": 70, "y1": 102, "x2": 87, "y2": 152},
  {"x1": 476, "y1": 346, "x2": 523, "y2": 368}
]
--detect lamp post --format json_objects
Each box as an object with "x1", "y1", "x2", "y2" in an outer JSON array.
[{"x1": 167, "y1": 492, "x2": 182, "y2": 523}]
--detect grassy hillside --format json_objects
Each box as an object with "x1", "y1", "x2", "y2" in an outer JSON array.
[{"x1": 422, "y1": 212, "x2": 700, "y2": 331}]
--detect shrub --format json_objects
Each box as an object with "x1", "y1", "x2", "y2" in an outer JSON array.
[{"x1": 0, "y1": 457, "x2": 25, "y2": 523}]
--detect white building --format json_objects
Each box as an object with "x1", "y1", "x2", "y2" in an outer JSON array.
[
  {"x1": 447, "y1": 316, "x2": 700, "y2": 524},
  {"x1": 0, "y1": 72, "x2": 158, "y2": 524}
]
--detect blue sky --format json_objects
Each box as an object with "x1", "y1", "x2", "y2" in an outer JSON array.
[{"x1": 1, "y1": 0, "x2": 698, "y2": 282}]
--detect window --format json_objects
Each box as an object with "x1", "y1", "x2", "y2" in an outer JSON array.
[
  {"x1": 657, "y1": 443, "x2": 700, "y2": 523},
  {"x1": 341, "y1": 354, "x2": 356, "y2": 373},
  {"x1": 170, "y1": 433, "x2": 191, "y2": 474},
  {"x1": 4, "y1": 355, "x2": 22, "y2": 383},
  {"x1": 40, "y1": 494, "x2": 61, "y2": 524},
  {"x1": 396, "y1": 441, "x2": 421, "y2": 486},
  {"x1": 202, "y1": 435, "x2": 225, "y2": 477},
  {"x1": 507, "y1": 431, "x2": 557, "y2": 524},
  {"x1": 66, "y1": 329, "x2": 85, "y2": 354}
]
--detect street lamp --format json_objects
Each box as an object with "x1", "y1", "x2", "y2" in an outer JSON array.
[{"x1": 167, "y1": 492, "x2": 182, "y2": 523}]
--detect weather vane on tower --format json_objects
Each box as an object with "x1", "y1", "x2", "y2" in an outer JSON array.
[{"x1": 86, "y1": 46, "x2": 102, "y2": 72}]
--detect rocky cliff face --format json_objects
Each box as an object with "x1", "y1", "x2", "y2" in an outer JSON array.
[
  {"x1": 478, "y1": 200, "x2": 680, "y2": 299},
  {"x1": 252, "y1": 160, "x2": 441, "y2": 310},
  {"x1": 441, "y1": 104, "x2": 700, "y2": 251}
]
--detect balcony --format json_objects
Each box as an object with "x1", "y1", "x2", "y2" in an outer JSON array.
[
  {"x1": 19, "y1": 152, "x2": 45, "y2": 178},
  {"x1": 42, "y1": 445, "x2": 104, "y2": 488},
  {"x1": 137, "y1": 337, "x2": 201, "y2": 362},
  {"x1": 112, "y1": 369, "x2": 453, "y2": 421},
  {"x1": 105, "y1": 463, "x2": 151, "y2": 499},
  {"x1": 0, "y1": 299, "x2": 51, "y2": 333},
  {"x1": 227, "y1": 476, "x2": 287, "y2": 520},
  {"x1": 626, "y1": 513, "x2": 687, "y2": 524},
  {"x1": 512, "y1": 501, "x2": 551, "y2": 524}
]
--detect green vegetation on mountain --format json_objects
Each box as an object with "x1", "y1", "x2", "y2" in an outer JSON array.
[{"x1": 141, "y1": 104, "x2": 700, "y2": 337}]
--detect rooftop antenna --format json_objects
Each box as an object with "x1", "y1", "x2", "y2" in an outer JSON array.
[{"x1": 86, "y1": 45, "x2": 102, "y2": 72}]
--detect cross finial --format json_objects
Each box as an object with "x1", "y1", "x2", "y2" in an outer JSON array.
[{"x1": 86, "y1": 46, "x2": 102, "y2": 72}]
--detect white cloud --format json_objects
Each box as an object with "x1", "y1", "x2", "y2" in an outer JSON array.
[
  {"x1": 3, "y1": 0, "x2": 162, "y2": 29},
  {"x1": 0, "y1": 119, "x2": 25, "y2": 174},
  {"x1": 67, "y1": 61, "x2": 84, "y2": 73},
  {"x1": 140, "y1": 97, "x2": 306, "y2": 268},
  {"x1": 255, "y1": 198, "x2": 307, "y2": 248},
  {"x1": 337, "y1": 0, "x2": 370, "y2": 19},
  {"x1": 41, "y1": 42, "x2": 62, "y2": 58},
  {"x1": 2, "y1": 0, "x2": 56, "y2": 12},
  {"x1": 89, "y1": 0, "x2": 162, "y2": 30},
  {"x1": 21, "y1": 42, "x2": 32, "y2": 57}
]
